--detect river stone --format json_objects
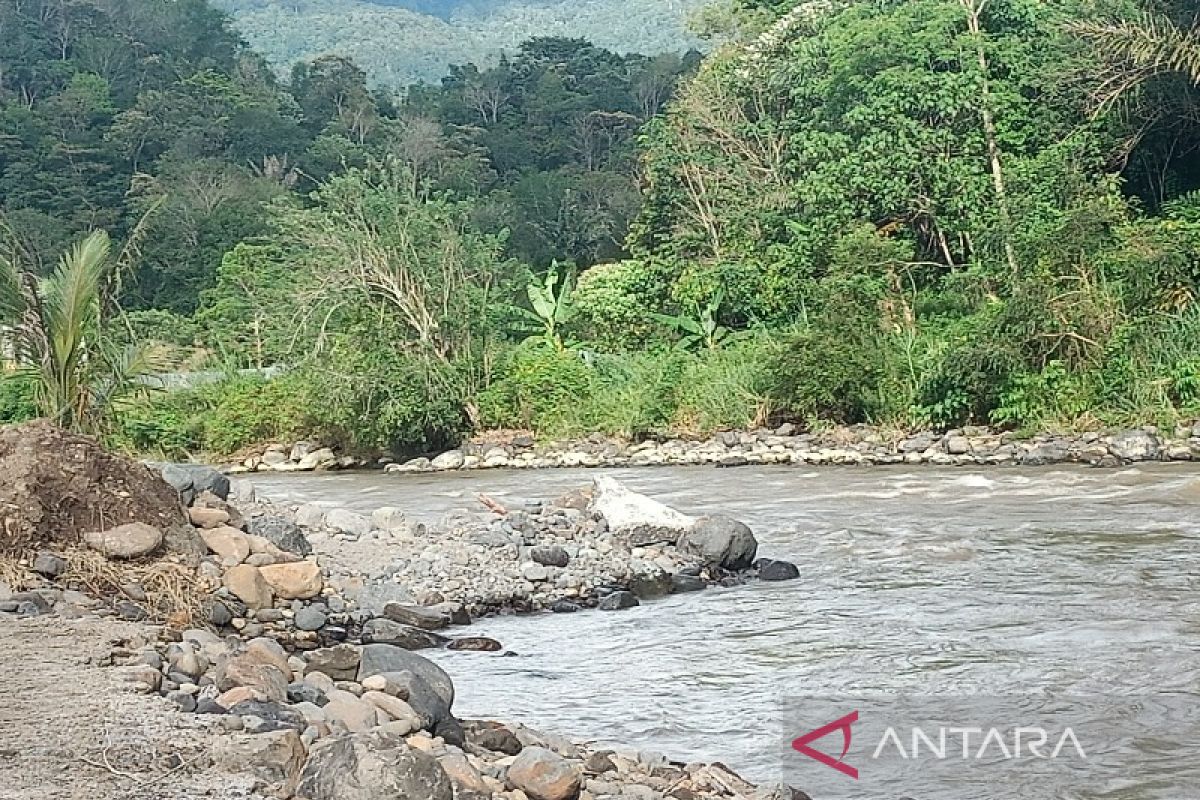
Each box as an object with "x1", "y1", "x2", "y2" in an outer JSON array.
[
  {"x1": 362, "y1": 618, "x2": 448, "y2": 650},
  {"x1": 295, "y1": 606, "x2": 328, "y2": 631},
  {"x1": 356, "y1": 645, "x2": 454, "y2": 728},
  {"x1": 305, "y1": 645, "x2": 362, "y2": 681},
  {"x1": 32, "y1": 551, "x2": 67, "y2": 578},
  {"x1": 1109, "y1": 429, "x2": 1160, "y2": 461},
  {"x1": 677, "y1": 516, "x2": 758, "y2": 570},
  {"x1": 259, "y1": 561, "x2": 323, "y2": 599},
  {"x1": 298, "y1": 447, "x2": 337, "y2": 471},
  {"x1": 550, "y1": 600, "x2": 581, "y2": 613},
  {"x1": 295, "y1": 503, "x2": 327, "y2": 528},
  {"x1": 213, "y1": 729, "x2": 306, "y2": 787},
  {"x1": 438, "y1": 752, "x2": 490, "y2": 796},
  {"x1": 322, "y1": 693, "x2": 378, "y2": 732},
  {"x1": 507, "y1": 746, "x2": 582, "y2": 800},
  {"x1": 295, "y1": 732, "x2": 453, "y2": 800},
  {"x1": 327, "y1": 508, "x2": 372, "y2": 537},
  {"x1": 597, "y1": 591, "x2": 639, "y2": 611},
  {"x1": 628, "y1": 568, "x2": 672, "y2": 598},
  {"x1": 670, "y1": 574, "x2": 707, "y2": 593},
  {"x1": 361, "y1": 691, "x2": 421, "y2": 730},
  {"x1": 201, "y1": 526, "x2": 251, "y2": 565},
  {"x1": 189, "y1": 506, "x2": 231, "y2": 529},
  {"x1": 431, "y1": 450, "x2": 465, "y2": 470},
  {"x1": 382, "y1": 603, "x2": 450, "y2": 631},
  {"x1": 1020, "y1": 443, "x2": 1068, "y2": 466},
  {"x1": 246, "y1": 516, "x2": 312, "y2": 556},
  {"x1": 223, "y1": 564, "x2": 274, "y2": 609},
  {"x1": 757, "y1": 558, "x2": 800, "y2": 582},
  {"x1": 465, "y1": 721, "x2": 523, "y2": 755},
  {"x1": 83, "y1": 522, "x2": 163, "y2": 560},
  {"x1": 446, "y1": 637, "x2": 502, "y2": 652},
  {"x1": 530, "y1": 545, "x2": 570, "y2": 568}
]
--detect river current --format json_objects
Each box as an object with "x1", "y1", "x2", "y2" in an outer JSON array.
[{"x1": 250, "y1": 464, "x2": 1200, "y2": 797}]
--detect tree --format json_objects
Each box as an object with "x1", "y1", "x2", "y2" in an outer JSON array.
[{"x1": 0, "y1": 229, "x2": 154, "y2": 433}]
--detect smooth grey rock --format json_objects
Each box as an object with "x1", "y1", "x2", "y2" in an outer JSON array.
[
  {"x1": 677, "y1": 516, "x2": 758, "y2": 570},
  {"x1": 327, "y1": 509, "x2": 372, "y2": 537},
  {"x1": 294, "y1": 606, "x2": 328, "y2": 631},
  {"x1": 1109, "y1": 429, "x2": 1160, "y2": 461},
  {"x1": 431, "y1": 450, "x2": 465, "y2": 470},
  {"x1": 670, "y1": 574, "x2": 707, "y2": 593},
  {"x1": 356, "y1": 645, "x2": 454, "y2": 728}
]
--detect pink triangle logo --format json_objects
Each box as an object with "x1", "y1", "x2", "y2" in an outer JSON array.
[{"x1": 791, "y1": 710, "x2": 860, "y2": 780}]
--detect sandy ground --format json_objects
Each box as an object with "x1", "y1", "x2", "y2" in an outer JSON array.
[{"x1": 0, "y1": 615, "x2": 259, "y2": 800}]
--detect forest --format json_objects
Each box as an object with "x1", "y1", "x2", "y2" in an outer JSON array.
[{"x1": 2, "y1": 0, "x2": 1200, "y2": 459}]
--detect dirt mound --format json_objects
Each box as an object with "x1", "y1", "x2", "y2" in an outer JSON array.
[{"x1": 0, "y1": 420, "x2": 186, "y2": 556}]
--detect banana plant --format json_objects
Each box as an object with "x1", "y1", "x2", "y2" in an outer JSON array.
[
  {"x1": 649, "y1": 289, "x2": 731, "y2": 350},
  {"x1": 512, "y1": 263, "x2": 577, "y2": 351}
]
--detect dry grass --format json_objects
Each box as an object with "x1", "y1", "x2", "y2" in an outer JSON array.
[{"x1": 0, "y1": 549, "x2": 211, "y2": 628}]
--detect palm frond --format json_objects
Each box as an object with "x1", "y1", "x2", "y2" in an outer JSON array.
[
  {"x1": 0, "y1": 253, "x2": 22, "y2": 327},
  {"x1": 1071, "y1": 12, "x2": 1200, "y2": 87}
]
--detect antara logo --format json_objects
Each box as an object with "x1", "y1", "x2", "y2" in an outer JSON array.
[{"x1": 791, "y1": 711, "x2": 1089, "y2": 780}]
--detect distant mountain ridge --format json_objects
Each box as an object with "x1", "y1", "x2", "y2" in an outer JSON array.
[{"x1": 214, "y1": 0, "x2": 711, "y2": 86}]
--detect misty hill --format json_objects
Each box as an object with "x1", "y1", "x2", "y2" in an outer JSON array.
[{"x1": 214, "y1": 0, "x2": 710, "y2": 85}]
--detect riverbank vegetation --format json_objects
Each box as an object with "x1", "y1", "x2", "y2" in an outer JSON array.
[{"x1": 3, "y1": 0, "x2": 1200, "y2": 457}]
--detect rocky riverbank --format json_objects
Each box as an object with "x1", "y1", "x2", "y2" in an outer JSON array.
[
  {"x1": 0, "y1": 420, "x2": 804, "y2": 800},
  {"x1": 221, "y1": 424, "x2": 1200, "y2": 478}
]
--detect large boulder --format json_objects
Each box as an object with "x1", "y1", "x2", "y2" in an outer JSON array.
[
  {"x1": 0, "y1": 420, "x2": 186, "y2": 556},
  {"x1": 357, "y1": 645, "x2": 454, "y2": 728},
  {"x1": 382, "y1": 603, "x2": 450, "y2": 631},
  {"x1": 213, "y1": 729, "x2": 306, "y2": 789},
  {"x1": 588, "y1": 476, "x2": 694, "y2": 546},
  {"x1": 506, "y1": 746, "x2": 582, "y2": 800},
  {"x1": 259, "y1": 561, "x2": 323, "y2": 600},
  {"x1": 677, "y1": 515, "x2": 758, "y2": 570},
  {"x1": 295, "y1": 733, "x2": 453, "y2": 800},
  {"x1": 246, "y1": 516, "x2": 312, "y2": 556}
]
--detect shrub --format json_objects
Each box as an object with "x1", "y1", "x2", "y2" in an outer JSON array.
[
  {"x1": 673, "y1": 337, "x2": 777, "y2": 433},
  {"x1": 0, "y1": 372, "x2": 37, "y2": 424},
  {"x1": 477, "y1": 345, "x2": 594, "y2": 432},
  {"x1": 572, "y1": 259, "x2": 668, "y2": 350}
]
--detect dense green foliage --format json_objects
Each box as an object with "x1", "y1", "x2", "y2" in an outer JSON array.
[
  {"x1": 8, "y1": 0, "x2": 1200, "y2": 456},
  {"x1": 213, "y1": 0, "x2": 709, "y2": 86}
]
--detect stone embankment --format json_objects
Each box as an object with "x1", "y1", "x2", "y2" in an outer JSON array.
[
  {"x1": 388, "y1": 425, "x2": 1191, "y2": 474},
  {"x1": 0, "y1": 420, "x2": 804, "y2": 800}
]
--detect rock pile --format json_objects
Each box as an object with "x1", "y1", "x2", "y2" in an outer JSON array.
[
  {"x1": 226, "y1": 440, "x2": 370, "y2": 475},
  {"x1": 386, "y1": 424, "x2": 1198, "y2": 472},
  {"x1": 113, "y1": 630, "x2": 803, "y2": 800}
]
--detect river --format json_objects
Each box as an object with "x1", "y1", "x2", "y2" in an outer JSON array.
[{"x1": 250, "y1": 464, "x2": 1200, "y2": 797}]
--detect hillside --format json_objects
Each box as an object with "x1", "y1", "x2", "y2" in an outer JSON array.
[{"x1": 213, "y1": 0, "x2": 710, "y2": 85}]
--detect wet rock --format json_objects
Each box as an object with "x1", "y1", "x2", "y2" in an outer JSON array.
[
  {"x1": 757, "y1": 559, "x2": 800, "y2": 582},
  {"x1": 295, "y1": 732, "x2": 453, "y2": 800},
  {"x1": 465, "y1": 721, "x2": 523, "y2": 755},
  {"x1": 259, "y1": 561, "x2": 324, "y2": 600},
  {"x1": 507, "y1": 746, "x2": 582, "y2": 800},
  {"x1": 32, "y1": 551, "x2": 67, "y2": 578},
  {"x1": 628, "y1": 568, "x2": 672, "y2": 599},
  {"x1": 597, "y1": 591, "x2": 639, "y2": 611},
  {"x1": 530, "y1": 545, "x2": 570, "y2": 568},
  {"x1": 362, "y1": 618, "x2": 448, "y2": 650},
  {"x1": 677, "y1": 516, "x2": 757, "y2": 570},
  {"x1": 357, "y1": 645, "x2": 454, "y2": 728},
  {"x1": 446, "y1": 637, "x2": 502, "y2": 652},
  {"x1": 246, "y1": 516, "x2": 312, "y2": 556},
  {"x1": 382, "y1": 603, "x2": 450, "y2": 631},
  {"x1": 670, "y1": 574, "x2": 707, "y2": 594},
  {"x1": 83, "y1": 522, "x2": 163, "y2": 559},
  {"x1": 550, "y1": 600, "x2": 581, "y2": 613}
]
